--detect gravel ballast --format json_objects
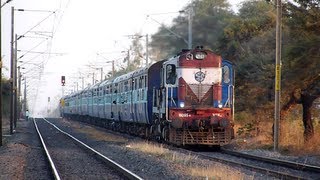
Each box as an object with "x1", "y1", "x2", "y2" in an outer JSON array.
[{"x1": 1, "y1": 117, "x2": 319, "y2": 179}]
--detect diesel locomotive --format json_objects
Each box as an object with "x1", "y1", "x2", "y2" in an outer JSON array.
[{"x1": 60, "y1": 46, "x2": 235, "y2": 146}]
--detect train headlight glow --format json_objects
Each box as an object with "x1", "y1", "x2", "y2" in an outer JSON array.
[
  {"x1": 194, "y1": 52, "x2": 207, "y2": 60},
  {"x1": 218, "y1": 103, "x2": 223, "y2": 108},
  {"x1": 179, "y1": 102, "x2": 185, "y2": 108}
]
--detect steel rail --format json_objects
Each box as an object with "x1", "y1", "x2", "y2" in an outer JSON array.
[
  {"x1": 41, "y1": 118, "x2": 143, "y2": 180},
  {"x1": 195, "y1": 151, "x2": 307, "y2": 180},
  {"x1": 221, "y1": 148, "x2": 320, "y2": 174},
  {"x1": 33, "y1": 118, "x2": 61, "y2": 180}
]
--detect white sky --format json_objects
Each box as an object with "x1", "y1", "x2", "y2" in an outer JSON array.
[{"x1": 1, "y1": 0, "x2": 245, "y2": 116}]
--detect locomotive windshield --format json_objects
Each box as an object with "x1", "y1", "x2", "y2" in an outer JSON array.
[{"x1": 166, "y1": 64, "x2": 176, "y2": 84}]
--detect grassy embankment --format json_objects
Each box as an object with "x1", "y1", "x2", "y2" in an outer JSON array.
[{"x1": 233, "y1": 106, "x2": 320, "y2": 155}]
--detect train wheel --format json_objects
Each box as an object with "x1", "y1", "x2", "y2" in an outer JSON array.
[{"x1": 161, "y1": 126, "x2": 169, "y2": 141}]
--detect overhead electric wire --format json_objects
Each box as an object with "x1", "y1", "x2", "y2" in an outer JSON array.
[
  {"x1": 18, "y1": 10, "x2": 56, "y2": 39},
  {"x1": 18, "y1": 39, "x2": 49, "y2": 61}
]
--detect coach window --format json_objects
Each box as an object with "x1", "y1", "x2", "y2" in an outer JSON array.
[
  {"x1": 139, "y1": 76, "x2": 142, "y2": 89},
  {"x1": 128, "y1": 80, "x2": 131, "y2": 91},
  {"x1": 144, "y1": 75, "x2": 147, "y2": 87},
  {"x1": 132, "y1": 79, "x2": 135, "y2": 90},
  {"x1": 166, "y1": 64, "x2": 176, "y2": 85},
  {"x1": 114, "y1": 83, "x2": 118, "y2": 93},
  {"x1": 125, "y1": 81, "x2": 128, "y2": 92},
  {"x1": 141, "y1": 76, "x2": 145, "y2": 88}
]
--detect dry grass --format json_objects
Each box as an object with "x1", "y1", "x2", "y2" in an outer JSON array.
[
  {"x1": 233, "y1": 109, "x2": 320, "y2": 155},
  {"x1": 127, "y1": 142, "x2": 252, "y2": 179},
  {"x1": 187, "y1": 165, "x2": 251, "y2": 180},
  {"x1": 126, "y1": 141, "x2": 169, "y2": 156},
  {"x1": 280, "y1": 120, "x2": 320, "y2": 155},
  {"x1": 76, "y1": 125, "x2": 128, "y2": 143},
  {"x1": 62, "y1": 119, "x2": 128, "y2": 143},
  {"x1": 232, "y1": 120, "x2": 274, "y2": 150}
]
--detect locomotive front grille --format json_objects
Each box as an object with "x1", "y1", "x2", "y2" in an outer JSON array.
[{"x1": 185, "y1": 84, "x2": 213, "y2": 106}]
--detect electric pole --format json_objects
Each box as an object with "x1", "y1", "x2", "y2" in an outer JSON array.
[
  {"x1": 100, "y1": 67, "x2": 103, "y2": 81},
  {"x1": 146, "y1": 34, "x2": 149, "y2": 66},
  {"x1": 111, "y1": 60, "x2": 114, "y2": 77},
  {"x1": 274, "y1": 0, "x2": 282, "y2": 151},
  {"x1": 9, "y1": 6, "x2": 14, "y2": 134},
  {"x1": 14, "y1": 34, "x2": 17, "y2": 128},
  {"x1": 24, "y1": 77, "x2": 27, "y2": 119},
  {"x1": 127, "y1": 50, "x2": 130, "y2": 69},
  {"x1": 0, "y1": 0, "x2": 3, "y2": 146},
  {"x1": 188, "y1": 3, "x2": 193, "y2": 49},
  {"x1": 18, "y1": 66, "x2": 21, "y2": 122}
]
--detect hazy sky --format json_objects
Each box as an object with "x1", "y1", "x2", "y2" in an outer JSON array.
[{"x1": 1, "y1": 0, "x2": 246, "y2": 116}]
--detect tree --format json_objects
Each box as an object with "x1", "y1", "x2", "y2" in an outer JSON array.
[
  {"x1": 281, "y1": 0, "x2": 320, "y2": 141},
  {"x1": 149, "y1": 0, "x2": 234, "y2": 59},
  {"x1": 129, "y1": 33, "x2": 145, "y2": 68},
  {"x1": 1, "y1": 78, "x2": 11, "y2": 117},
  {"x1": 108, "y1": 33, "x2": 146, "y2": 77},
  {"x1": 219, "y1": 0, "x2": 276, "y2": 111}
]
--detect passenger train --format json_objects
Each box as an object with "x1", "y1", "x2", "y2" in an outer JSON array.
[{"x1": 59, "y1": 46, "x2": 235, "y2": 146}]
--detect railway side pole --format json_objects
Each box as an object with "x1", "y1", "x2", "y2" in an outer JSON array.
[
  {"x1": 9, "y1": 6, "x2": 14, "y2": 134},
  {"x1": 0, "y1": 0, "x2": 2, "y2": 146},
  {"x1": 274, "y1": 0, "x2": 282, "y2": 151}
]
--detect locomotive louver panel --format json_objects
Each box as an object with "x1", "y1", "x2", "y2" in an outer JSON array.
[
  {"x1": 189, "y1": 84, "x2": 211, "y2": 100},
  {"x1": 185, "y1": 84, "x2": 213, "y2": 106}
]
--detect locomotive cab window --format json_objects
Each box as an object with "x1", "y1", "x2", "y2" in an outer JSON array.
[
  {"x1": 223, "y1": 65, "x2": 230, "y2": 84},
  {"x1": 166, "y1": 64, "x2": 176, "y2": 85}
]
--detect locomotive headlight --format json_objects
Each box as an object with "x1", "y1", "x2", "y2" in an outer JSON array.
[
  {"x1": 218, "y1": 103, "x2": 223, "y2": 108},
  {"x1": 194, "y1": 52, "x2": 207, "y2": 60},
  {"x1": 179, "y1": 101, "x2": 185, "y2": 108}
]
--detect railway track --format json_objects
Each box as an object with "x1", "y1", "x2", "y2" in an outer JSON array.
[
  {"x1": 192, "y1": 149, "x2": 320, "y2": 180},
  {"x1": 221, "y1": 148, "x2": 320, "y2": 174},
  {"x1": 63, "y1": 116, "x2": 320, "y2": 179},
  {"x1": 33, "y1": 117, "x2": 143, "y2": 180}
]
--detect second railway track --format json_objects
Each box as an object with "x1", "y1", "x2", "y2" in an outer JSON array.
[
  {"x1": 191, "y1": 149, "x2": 320, "y2": 180},
  {"x1": 33, "y1": 117, "x2": 143, "y2": 180},
  {"x1": 221, "y1": 148, "x2": 320, "y2": 174}
]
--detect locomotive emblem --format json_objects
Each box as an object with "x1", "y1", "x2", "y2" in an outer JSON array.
[{"x1": 195, "y1": 71, "x2": 205, "y2": 82}]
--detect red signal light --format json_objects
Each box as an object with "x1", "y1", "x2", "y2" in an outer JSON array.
[{"x1": 61, "y1": 76, "x2": 65, "y2": 86}]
